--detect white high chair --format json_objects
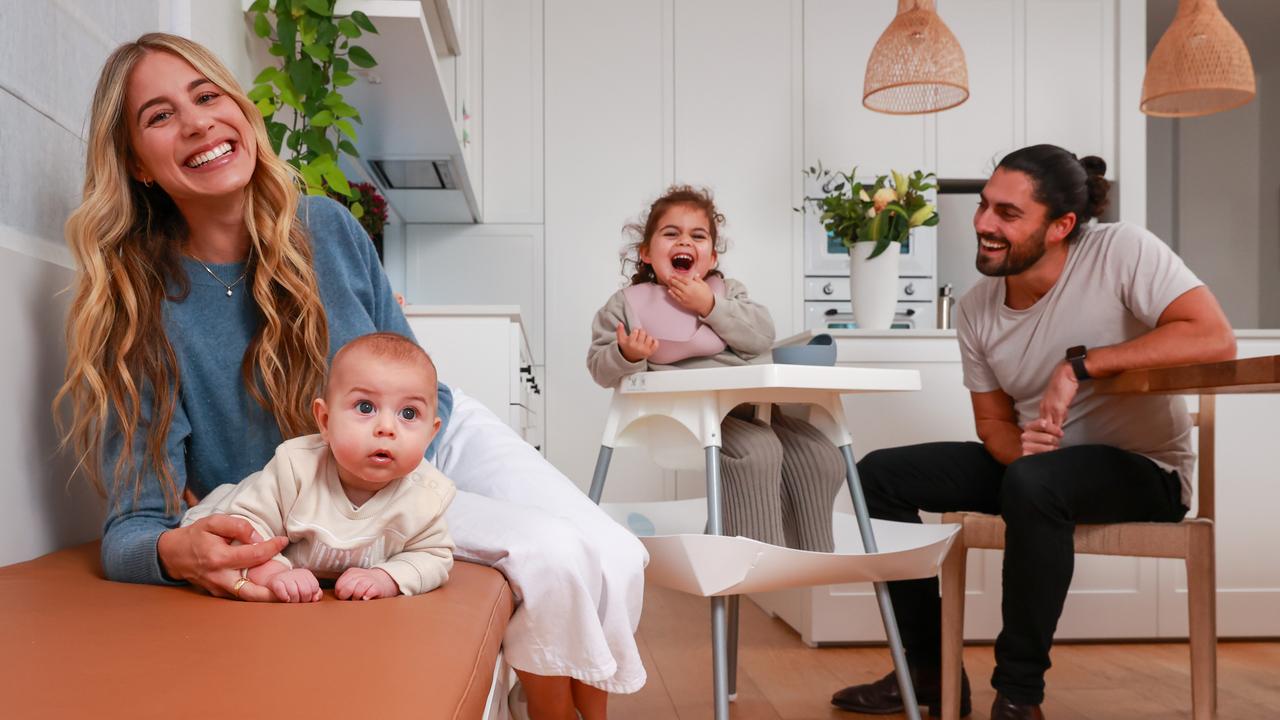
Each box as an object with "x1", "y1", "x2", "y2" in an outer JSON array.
[{"x1": 588, "y1": 363, "x2": 944, "y2": 720}]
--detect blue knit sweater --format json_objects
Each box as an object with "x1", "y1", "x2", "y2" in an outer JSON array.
[{"x1": 99, "y1": 195, "x2": 452, "y2": 585}]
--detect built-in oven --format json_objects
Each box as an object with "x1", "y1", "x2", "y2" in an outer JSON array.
[{"x1": 803, "y1": 277, "x2": 935, "y2": 331}]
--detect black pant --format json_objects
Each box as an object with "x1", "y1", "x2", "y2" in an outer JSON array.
[{"x1": 859, "y1": 442, "x2": 1187, "y2": 705}]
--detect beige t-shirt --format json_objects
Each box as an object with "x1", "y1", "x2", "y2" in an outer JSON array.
[
  {"x1": 182, "y1": 434, "x2": 456, "y2": 596},
  {"x1": 956, "y1": 222, "x2": 1203, "y2": 506}
]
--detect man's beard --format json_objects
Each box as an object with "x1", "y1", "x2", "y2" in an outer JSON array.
[{"x1": 975, "y1": 223, "x2": 1048, "y2": 277}]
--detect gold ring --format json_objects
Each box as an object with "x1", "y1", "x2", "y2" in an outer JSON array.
[{"x1": 232, "y1": 577, "x2": 250, "y2": 598}]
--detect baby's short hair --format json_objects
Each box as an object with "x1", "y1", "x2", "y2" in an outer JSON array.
[{"x1": 327, "y1": 332, "x2": 438, "y2": 401}]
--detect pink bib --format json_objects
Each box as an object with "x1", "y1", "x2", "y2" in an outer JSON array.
[{"x1": 621, "y1": 277, "x2": 727, "y2": 365}]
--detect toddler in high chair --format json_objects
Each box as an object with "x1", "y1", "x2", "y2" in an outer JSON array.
[
  {"x1": 181, "y1": 331, "x2": 455, "y2": 601},
  {"x1": 587, "y1": 185, "x2": 846, "y2": 551}
]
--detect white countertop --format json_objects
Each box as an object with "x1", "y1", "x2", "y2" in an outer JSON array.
[
  {"x1": 403, "y1": 304, "x2": 524, "y2": 322},
  {"x1": 777, "y1": 327, "x2": 1280, "y2": 348}
]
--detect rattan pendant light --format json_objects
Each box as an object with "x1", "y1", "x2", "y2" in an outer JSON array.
[
  {"x1": 863, "y1": 0, "x2": 969, "y2": 115},
  {"x1": 1141, "y1": 0, "x2": 1255, "y2": 117}
]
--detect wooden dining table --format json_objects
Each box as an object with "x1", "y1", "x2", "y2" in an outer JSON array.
[{"x1": 1095, "y1": 354, "x2": 1280, "y2": 395}]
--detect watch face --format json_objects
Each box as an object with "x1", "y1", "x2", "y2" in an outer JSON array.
[{"x1": 1067, "y1": 345, "x2": 1086, "y2": 360}]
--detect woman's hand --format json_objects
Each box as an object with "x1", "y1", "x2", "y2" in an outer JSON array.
[
  {"x1": 335, "y1": 567, "x2": 399, "y2": 601},
  {"x1": 616, "y1": 323, "x2": 659, "y2": 363},
  {"x1": 156, "y1": 515, "x2": 288, "y2": 601},
  {"x1": 1020, "y1": 417, "x2": 1064, "y2": 457},
  {"x1": 667, "y1": 275, "x2": 715, "y2": 317}
]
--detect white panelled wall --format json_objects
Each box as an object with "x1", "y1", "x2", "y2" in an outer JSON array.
[{"x1": 0, "y1": 1, "x2": 179, "y2": 565}]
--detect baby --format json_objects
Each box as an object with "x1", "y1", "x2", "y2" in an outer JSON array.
[
  {"x1": 587, "y1": 185, "x2": 846, "y2": 552},
  {"x1": 182, "y1": 331, "x2": 455, "y2": 602}
]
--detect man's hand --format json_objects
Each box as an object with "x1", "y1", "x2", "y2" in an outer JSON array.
[
  {"x1": 667, "y1": 275, "x2": 715, "y2": 317},
  {"x1": 616, "y1": 323, "x2": 659, "y2": 363},
  {"x1": 335, "y1": 567, "x2": 400, "y2": 601},
  {"x1": 1039, "y1": 361, "x2": 1080, "y2": 428},
  {"x1": 268, "y1": 568, "x2": 323, "y2": 603},
  {"x1": 1021, "y1": 417, "x2": 1064, "y2": 456}
]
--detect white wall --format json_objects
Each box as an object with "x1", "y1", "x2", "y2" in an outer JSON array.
[
  {"x1": 189, "y1": 0, "x2": 258, "y2": 88},
  {"x1": 0, "y1": 1, "x2": 174, "y2": 565}
]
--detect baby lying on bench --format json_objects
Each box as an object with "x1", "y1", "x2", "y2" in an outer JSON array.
[{"x1": 182, "y1": 332, "x2": 455, "y2": 602}]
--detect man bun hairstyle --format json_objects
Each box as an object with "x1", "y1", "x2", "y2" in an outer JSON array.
[{"x1": 997, "y1": 144, "x2": 1111, "y2": 241}]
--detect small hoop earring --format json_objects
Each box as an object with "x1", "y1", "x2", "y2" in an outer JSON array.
[{"x1": 143, "y1": 177, "x2": 153, "y2": 188}]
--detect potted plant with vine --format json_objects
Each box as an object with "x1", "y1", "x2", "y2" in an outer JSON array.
[
  {"x1": 247, "y1": 0, "x2": 378, "y2": 220},
  {"x1": 800, "y1": 165, "x2": 938, "y2": 329}
]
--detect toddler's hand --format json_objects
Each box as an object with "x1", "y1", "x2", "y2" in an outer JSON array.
[
  {"x1": 616, "y1": 323, "x2": 660, "y2": 363},
  {"x1": 335, "y1": 567, "x2": 399, "y2": 601},
  {"x1": 668, "y1": 275, "x2": 715, "y2": 317},
  {"x1": 269, "y1": 568, "x2": 323, "y2": 603}
]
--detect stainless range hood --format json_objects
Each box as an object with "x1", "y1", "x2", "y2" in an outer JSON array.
[{"x1": 330, "y1": 1, "x2": 480, "y2": 223}]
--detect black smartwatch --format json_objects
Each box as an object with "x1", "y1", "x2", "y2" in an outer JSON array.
[{"x1": 1066, "y1": 345, "x2": 1091, "y2": 381}]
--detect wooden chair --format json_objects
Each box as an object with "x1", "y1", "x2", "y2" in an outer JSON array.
[{"x1": 938, "y1": 394, "x2": 1217, "y2": 720}]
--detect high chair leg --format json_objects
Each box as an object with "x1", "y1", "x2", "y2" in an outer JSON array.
[
  {"x1": 839, "y1": 444, "x2": 922, "y2": 720},
  {"x1": 705, "y1": 445, "x2": 730, "y2": 720},
  {"x1": 728, "y1": 594, "x2": 740, "y2": 700},
  {"x1": 588, "y1": 446, "x2": 613, "y2": 504}
]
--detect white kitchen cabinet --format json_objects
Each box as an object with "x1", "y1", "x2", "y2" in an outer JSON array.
[
  {"x1": 804, "y1": 0, "x2": 932, "y2": 177},
  {"x1": 480, "y1": 0, "x2": 543, "y2": 223},
  {"x1": 753, "y1": 330, "x2": 1280, "y2": 642},
  {"x1": 404, "y1": 306, "x2": 541, "y2": 451},
  {"x1": 935, "y1": 0, "x2": 1020, "y2": 179},
  {"x1": 1024, "y1": 0, "x2": 1116, "y2": 170}
]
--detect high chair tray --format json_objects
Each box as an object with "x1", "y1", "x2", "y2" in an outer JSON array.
[
  {"x1": 602, "y1": 499, "x2": 958, "y2": 597},
  {"x1": 618, "y1": 364, "x2": 921, "y2": 394}
]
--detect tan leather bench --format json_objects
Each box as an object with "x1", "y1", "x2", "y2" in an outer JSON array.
[{"x1": 0, "y1": 542, "x2": 513, "y2": 719}]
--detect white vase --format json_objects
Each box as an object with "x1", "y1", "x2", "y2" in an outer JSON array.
[{"x1": 848, "y1": 240, "x2": 901, "y2": 330}]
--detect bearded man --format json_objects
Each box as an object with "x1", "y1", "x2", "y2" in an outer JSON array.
[{"x1": 830, "y1": 145, "x2": 1235, "y2": 720}]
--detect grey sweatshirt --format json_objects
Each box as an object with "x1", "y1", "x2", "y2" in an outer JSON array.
[{"x1": 587, "y1": 277, "x2": 775, "y2": 388}]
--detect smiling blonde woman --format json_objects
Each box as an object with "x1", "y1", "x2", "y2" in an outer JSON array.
[{"x1": 56, "y1": 33, "x2": 646, "y2": 719}]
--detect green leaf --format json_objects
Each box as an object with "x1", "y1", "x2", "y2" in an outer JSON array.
[
  {"x1": 277, "y1": 16, "x2": 297, "y2": 59},
  {"x1": 255, "y1": 97, "x2": 277, "y2": 117},
  {"x1": 268, "y1": 43, "x2": 286, "y2": 57},
  {"x1": 351, "y1": 10, "x2": 378, "y2": 33},
  {"x1": 347, "y1": 45, "x2": 376, "y2": 68},
  {"x1": 249, "y1": 0, "x2": 269, "y2": 11},
  {"x1": 303, "y1": 43, "x2": 331, "y2": 61},
  {"x1": 311, "y1": 110, "x2": 334, "y2": 126},
  {"x1": 333, "y1": 70, "x2": 356, "y2": 87},
  {"x1": 304, "y1": 0, "x2": 332, "y2": 16},
  {"x1": 322, "y1": 91, "x2": 344, "y2": 107},
  {"x1": 338, "y1": 139, "x2": 359, "y2": 157},
  {"x1": 253, "y1": 13, "x2": 272, "y2": 38},
  {"x1": 247, "y1": 84, "x2": 275, "y2": 102},
  {"x1": 338, "y1": 18, "x2": 361, "y2": 38},
  {"x1": 866, "y1": 238, "x2": 893, "y2": 260},
  {"x1": 253, "y1": 66, "x2": 280, "y2": 85},
  {"x1": 324, "y1": 166, "x2": 353, "y2": 197},
  {"x1": 332, "y1": 57, "x2": 349, "y2": 73},
  {"x1": 332, "y1": 102, "x2": 360, "y2": 119},
  {"x1": 335, "y1": 119, "x2": 357, "y2": 139},
  {"x1": 350, "y1": 202, "x2": 364, "y2": 219},
  {"x1": 267, "y1": 121, "x2": 288, "y2": 154}
]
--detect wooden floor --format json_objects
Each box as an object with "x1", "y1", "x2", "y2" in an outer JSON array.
[{"x1": 610, "y1": 585, "x2": 1280, "y2": 719}]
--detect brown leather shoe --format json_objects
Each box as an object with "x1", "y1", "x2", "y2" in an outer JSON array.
[
  {"x1": 831, "y1": 666, "x2": 971, "y2": 717},
  {"x1": 990, "y1": 694, "x2": 1045, "y2": 720}
]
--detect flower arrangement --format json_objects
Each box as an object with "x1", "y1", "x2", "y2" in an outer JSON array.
[{"x1": 800, "y1": 164, "x2": 939, "y2": 260}]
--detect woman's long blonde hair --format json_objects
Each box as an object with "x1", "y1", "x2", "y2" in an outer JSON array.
[{"x1": 55, "y1": 33, "x2": 330, "y2": 513}]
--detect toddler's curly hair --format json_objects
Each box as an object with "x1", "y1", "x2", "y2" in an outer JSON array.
[{"x1": 621, "y1": 185, "x2": 727, "y2": 285}]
